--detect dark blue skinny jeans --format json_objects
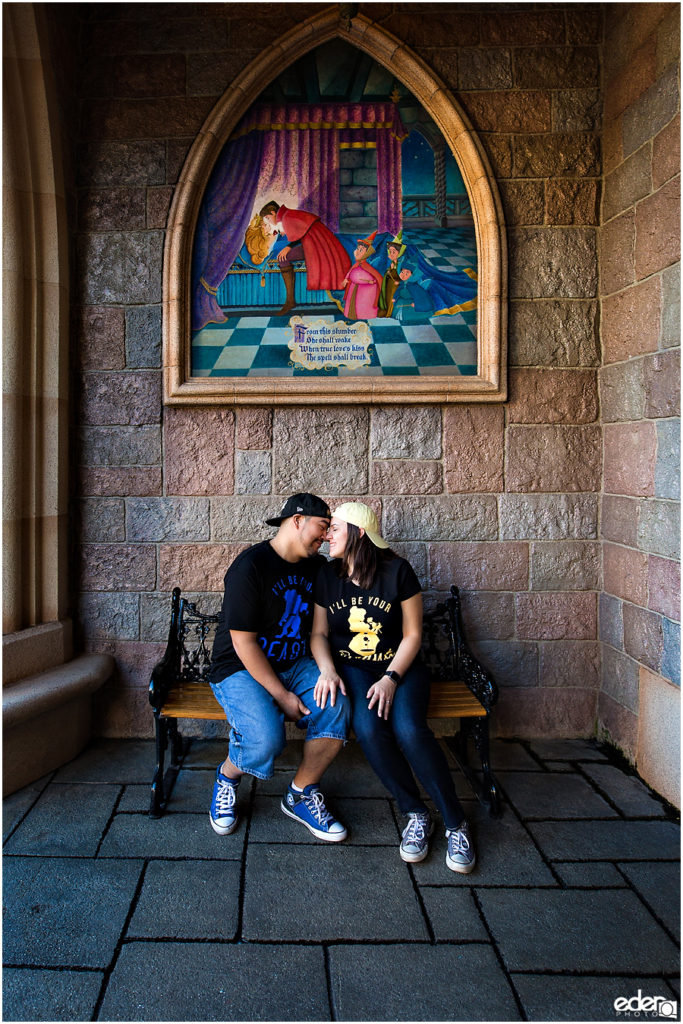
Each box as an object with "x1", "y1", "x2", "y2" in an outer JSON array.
[{"x1": 340, "y1": 661, "x2": 465, "y2": 831}]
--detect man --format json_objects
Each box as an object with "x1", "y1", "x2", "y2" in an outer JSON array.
[
  {"x1": 208, "y1": 493, "x2": 350, "y2": 841},
  {"x1": 259, "y1": 201, "x2": 351, "y2": 316}
]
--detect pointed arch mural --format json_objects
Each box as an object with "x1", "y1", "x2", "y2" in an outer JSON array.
[{"x1": 163, "y1": 8, "x2": 507, "y2": 404}]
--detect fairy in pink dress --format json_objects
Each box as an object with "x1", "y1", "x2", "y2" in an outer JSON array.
[{"x1": 342, "y1": 231, "x2": 384, "y2": 320}]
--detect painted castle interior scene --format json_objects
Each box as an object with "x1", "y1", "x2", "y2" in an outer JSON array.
[{"x1": 191, "y1": 40, "x2": 479, "y2": 378}]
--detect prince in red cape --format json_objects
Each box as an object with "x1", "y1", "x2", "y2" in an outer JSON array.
[{"x1": 260, "y1": 201, "x2": 351, "y2": 315}]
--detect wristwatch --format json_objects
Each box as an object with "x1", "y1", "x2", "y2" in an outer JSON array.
[{"x1": 383, "y1": 669, "x2": 402, "y2": 685}]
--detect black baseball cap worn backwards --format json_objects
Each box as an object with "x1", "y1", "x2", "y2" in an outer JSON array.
[{"x1": 265, "y1": 493, "x2": 331, "y2": 527}]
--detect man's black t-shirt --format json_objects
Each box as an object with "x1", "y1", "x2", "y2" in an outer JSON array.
[
  {"x1": 314, "y1": 556, "x2": 421, "y2": 668},
  {"x1": 209, "y1": 541, "x2": 325, "y2": 683}
]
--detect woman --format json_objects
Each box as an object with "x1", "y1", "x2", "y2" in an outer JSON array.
[
  {"x1": 310, "y1": 502, "x2": 475, "y2": 873},
  {"x1": 342, "y1": 231, "x2": 384, "y2": 320}
]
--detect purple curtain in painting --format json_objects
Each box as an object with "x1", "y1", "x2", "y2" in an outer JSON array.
[
  {"x1": 376, "y1": 126, "x2": 403, "y2": 236},
  {"x1": 192, "y1": 102, "x2": 406, "y2": 331},
  {"x1": 192, "y1": 131, "x2": 265, "y2": 331},
  {"x1": 256, "y1": 104, "x2": 341, "y2": 231}
]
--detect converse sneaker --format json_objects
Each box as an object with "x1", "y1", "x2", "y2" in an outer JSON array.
[
  {"x1": 210, "y1": 768, "x2": 239, "y2": 835},
  {"x1": 445, "y1": 821, "x2": 476, "y2": 874},
  {"x1": 280, "y1": 783, "x2": 347, "y2": 842},
  {"x1": 400, "y1": 811, "x2": 433, "y2": 863}
]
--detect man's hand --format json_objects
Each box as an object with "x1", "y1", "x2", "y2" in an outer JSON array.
[
  {"x1": 279, "y1": 690, "x2": 310, "y2": 722},
  {"x1": 366, "y1": 675, "x2": 397, "y2": 720},
  {"x1": 277, "y1": 246, "x2": 292, "y2": 263},
  {"x1": 314, "y1": 671, "x2": 346, "y2": 709}
]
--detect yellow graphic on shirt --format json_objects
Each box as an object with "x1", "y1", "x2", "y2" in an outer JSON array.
[{"x1": 347, "y1": 606, "x2": 382, "y2": 658}]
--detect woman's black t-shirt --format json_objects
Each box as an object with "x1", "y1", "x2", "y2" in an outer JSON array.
[{"x1": 315, "y1": 555, "x2": 421, "y2": 668}]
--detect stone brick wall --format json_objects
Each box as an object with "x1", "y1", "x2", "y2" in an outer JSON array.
[
  {"x1": 339, "y1": 149, "x2": 379, "y2": 232},
  {"x1": 69, "y1": 3, "x2": 655, "y2": 747},
  {"x1": 598, "y1": 4, "x2": 681, "y2": 769}
]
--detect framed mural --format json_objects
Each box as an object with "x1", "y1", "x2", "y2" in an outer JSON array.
[{"x1": 164, "y1": 16, "x2": 507, "y2": 403}]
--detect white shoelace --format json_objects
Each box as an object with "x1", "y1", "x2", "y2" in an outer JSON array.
[
  {"x1": 448, "y1": 824, "x2": 471, "y2": 855},
  {"x1": 403, "y1": 813, "x2": 430, "y2": 844},
  {"x1": 215, "y1": 778, "x2": 237, "y2": 814},
  {"x1": 302, "y1": 788, "x2": 332, "y2": 824}
]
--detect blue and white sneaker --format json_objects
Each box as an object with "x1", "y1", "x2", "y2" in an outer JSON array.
[
  {"x1": 446, "y1": 821, "x2": 476, "y2": 874},
  {"x1": 280, "y1": 783, "x2": 347, "y2": 842},
  {"x1": 210, "y1": 769, "x2": 239, "y2": 836},
  {"x1": 400, "y1": 811, "x2": 433, "y2": 862}
]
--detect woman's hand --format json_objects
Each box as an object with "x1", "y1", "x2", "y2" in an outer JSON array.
[
  {"x1": 314, "y1": 671, "x2": 346, "y2": 709},
  {"x1": 366, "y1": 675, "x2": 397, "y2": 720}
]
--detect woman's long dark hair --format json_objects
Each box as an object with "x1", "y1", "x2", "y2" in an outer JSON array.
[{"x1": 338, "y1": 522, "x2": 395, "y2": 589}]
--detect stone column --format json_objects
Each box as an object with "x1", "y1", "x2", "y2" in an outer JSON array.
[{"x1": 2, "y1": 3, "x2": 112, "y2": 794}]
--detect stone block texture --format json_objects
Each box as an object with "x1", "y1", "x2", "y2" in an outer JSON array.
[
  {"x1": 598, "y1": 1, "x2": 681, "y2": 787},
  {"x1": 67, "y1": 1, "x2": 680, "y2": 774}
]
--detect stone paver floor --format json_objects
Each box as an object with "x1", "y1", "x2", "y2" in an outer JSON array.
[{"x1": 3, "y1": 737, "x2": 680, "y2": 1022}]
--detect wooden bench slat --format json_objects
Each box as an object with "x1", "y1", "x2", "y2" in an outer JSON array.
[{"x1": 159, "y1": 679, "x2": 486, "y2": 721}]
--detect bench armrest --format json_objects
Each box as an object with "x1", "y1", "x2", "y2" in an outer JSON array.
[
  {"x1": 148, "y1": 588, "x2": 183, "y2": 712},
  {"x1": 445, "y1": 585, "x2": 499, "y2": 712}
]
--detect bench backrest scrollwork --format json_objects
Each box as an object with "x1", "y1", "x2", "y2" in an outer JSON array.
[{"x1": 150, "y1": 583, "x2": 498, "y2": 713}]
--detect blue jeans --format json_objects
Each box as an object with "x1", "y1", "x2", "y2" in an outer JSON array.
[
  {"x1": 340, "y1": 661, "x2": 465, "y2": 830},
  {"x1": 210, "y1": 657, "x2": 350, "y2": 779}
]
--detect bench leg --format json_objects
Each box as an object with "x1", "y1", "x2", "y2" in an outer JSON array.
[
  {"x1": 471, "y1": 717, "x2": 501, "y2": 817},
  {"x1": 150, "y1": 713, "x2": 168, "y2": 819},
  {"x1": 150, "y1": 715, "x2": 188, "y2": 818},
  {"x1": 446, "y1": 717, "x2": 501, "y2": 817},
  {"x1": 168, "y1": 717, "x2": 185, "y2": 772}
]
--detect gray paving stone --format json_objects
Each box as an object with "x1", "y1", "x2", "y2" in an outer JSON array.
[
  {"x1": 98, "y1": 812, "x2": 245, "y2": 859},
  {"x1": 242, "y1": 845, "x2": 429, "y2": 941},
  {"x1": 4, "y1": 783, "x2": 120, "y2": 857},
  {"x1": 413, "y1": 803, "x2": 556, "y2": 886},
  {"x1": 100, "y1": 941, "x2": 329, "y2": 1021},
  {"x1": 419, "y1": 887, "x2": 489, "y2": 940},
  {"x1": 53, "y1": 739, "x2": 156, "y2": 783},
  {"x1": 545, "y1": 760, "x2": 576, "y2": 772},
  {"x1": 619, "y1": 861, "x2": 680, "y2": 940},
  {"x1": 118, "y1": 783, "x2": 150, "y2": 812},
  {"x1": 513, "y1": 974, "x2": 676, "y2": 1022},
  {"x1": 487, "y1": 739, "x2": 541, "y2": 770},
  {"x1": 3, "y1": 967, "x2": 104, "y2": 1022},
  {"x1": 181, "y1": 739, "x2": 229, "y2": 768},
  {"x1": 128, "y1": 860, "x2": 241, "y2": 940},
  {"x1": 329, "y1": 944, "x2": 520, "y2": 1021},
  {"x1": 3, "y1": 857, "x2": 143, "y2": 968},
  {"x1": 553, "y1": 861, "x2": 628, "y2": 887},
  {"x1": 528, "y1": 819, "x2": 680, "y2": 861},
  {"x1": 528, "y1": 738, "x2": 607, "y2": 762},
  {"x1": 478, "y1": 889, "x2": 680, "y2": 972},
  {"x1": 581, "y1": 763, "x2": 667, "y2": 817},
  {"x1": 249, "y1": 793, "x2": 398, "y2": 845},
  {"x1": 157, "y1": 767, "x2": 216, "y2": 813},
  {"x1": 257, "y1": 742, "x2": 393, "y2": 798},
  {"x1": 2, "y1": 775, "x2": 53, "y2": 841},
  {"x1": 498, "y1": 771, "x2": 618, "y2": 819}
]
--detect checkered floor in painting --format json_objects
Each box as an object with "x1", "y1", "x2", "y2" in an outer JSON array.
[
  {"x1": 192, "y1": 226, "x2": 478, "y2": 378},
  {"x1": 406, "y1": 225, "x2": 478, "y2": 271}
]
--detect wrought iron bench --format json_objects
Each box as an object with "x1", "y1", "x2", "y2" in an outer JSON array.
[{"x1": 148, "y1": 584, "x2": 500, "y2": 819}]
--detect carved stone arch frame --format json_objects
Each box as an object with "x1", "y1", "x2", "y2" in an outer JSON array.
[{"x1": 163, "y1": 7, "x2": 507, "y2": 404}]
